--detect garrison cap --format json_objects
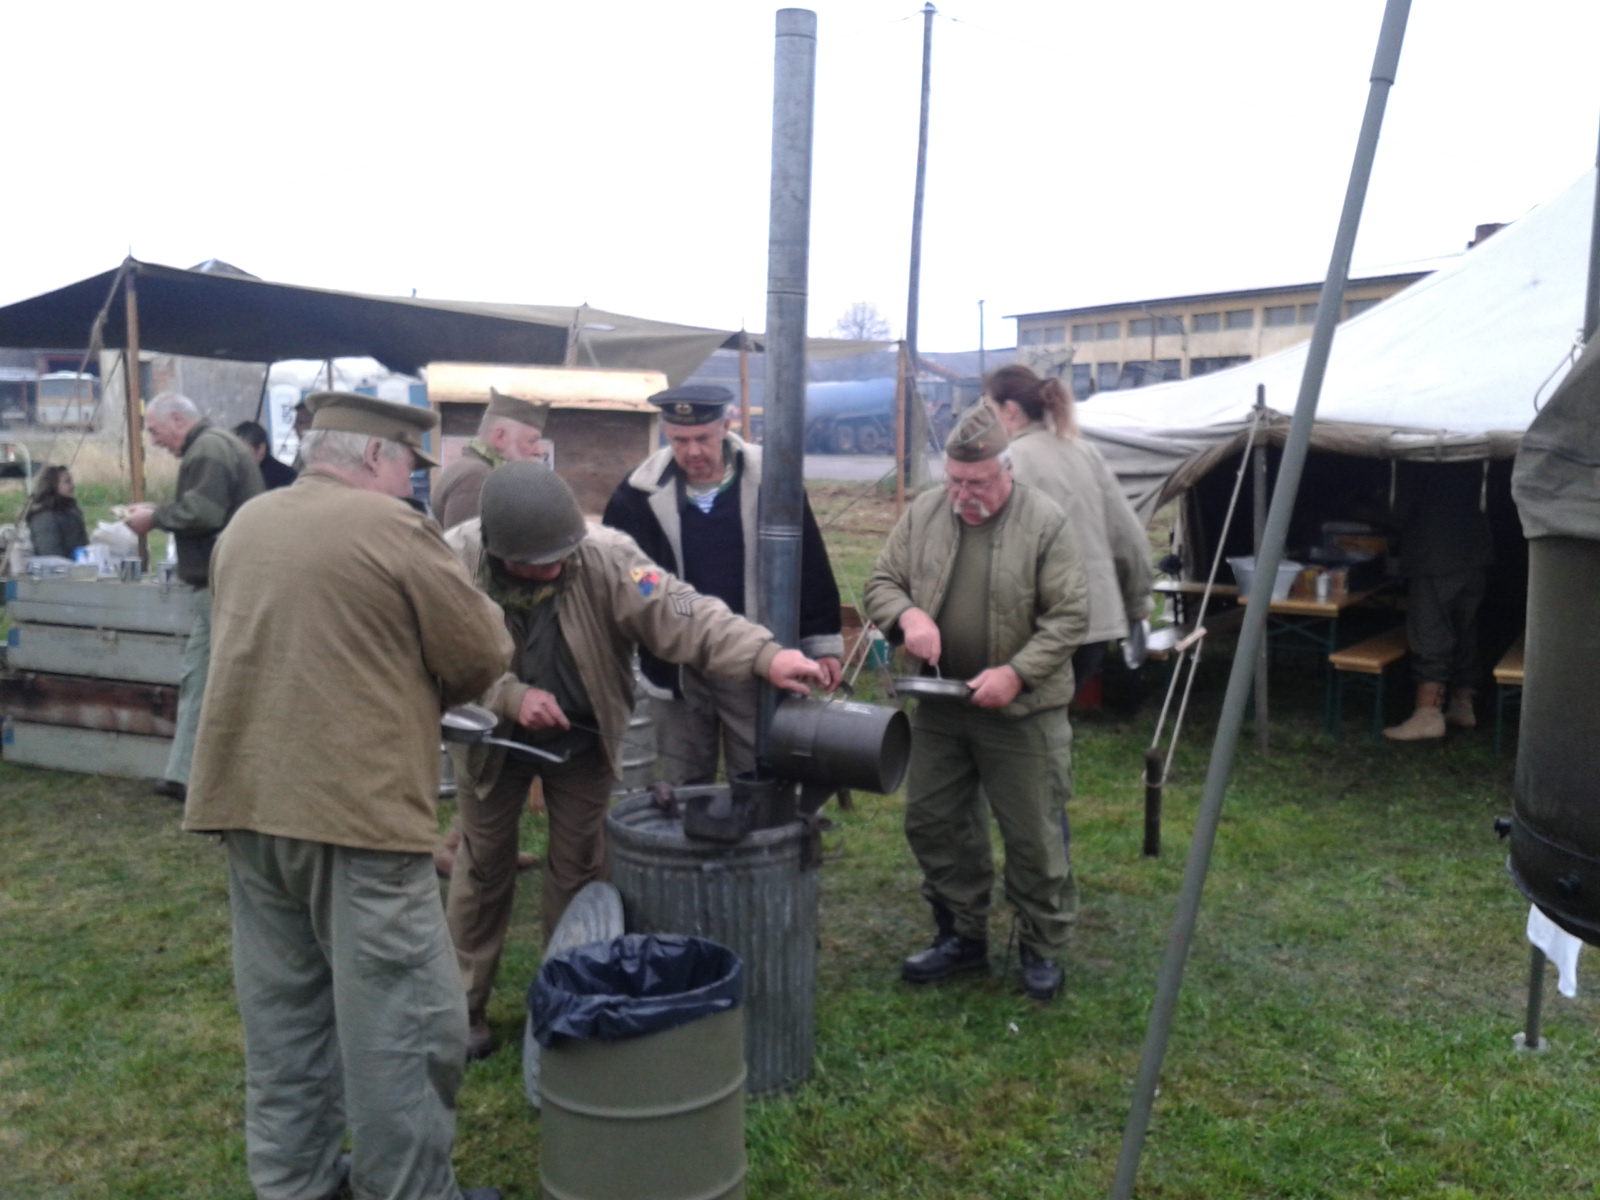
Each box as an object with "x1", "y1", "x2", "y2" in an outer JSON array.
[
  {"x1": 486, "y1": 386, "x2": 551, "y2": 431},
  {"x1": 944, "y1": 403, "x2": 1009, "y2": 462},
  {"x1": 305, "y1": 390, "x2": 440, "y2": 468},
  {"x1": 649, "y1": 384, "x2": 733, "y2": 426}
]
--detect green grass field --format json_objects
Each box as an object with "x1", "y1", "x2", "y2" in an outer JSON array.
[{"x1": 2, "y1": 475, "x2": 1591, "y2": 1199}]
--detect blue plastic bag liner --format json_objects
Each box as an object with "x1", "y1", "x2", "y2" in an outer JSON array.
[{"x1": 530, "y1": 932, "x2": 742, "y2": 1047}]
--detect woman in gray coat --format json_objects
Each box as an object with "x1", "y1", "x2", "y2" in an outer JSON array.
[
  {"x1": 984, "y1": 363, "x2": 1152, "y2": 696},
  {"x1": 23, "y1": 465, "x2": 89, "y2": 559}
]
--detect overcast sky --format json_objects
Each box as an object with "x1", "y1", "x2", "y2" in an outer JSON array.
[{"x1": 4, "y1": 1, "x2": 1598, "y2": 353}]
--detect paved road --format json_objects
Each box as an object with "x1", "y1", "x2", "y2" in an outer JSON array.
[{"x1": 805, "y1": 453, "x2": 944, "y2": 483}]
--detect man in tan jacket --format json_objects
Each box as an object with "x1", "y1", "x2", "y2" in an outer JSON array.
[
  {"x1": 186, "y1": 392, "x2": 513, "y2": 1200},
  {"x1": 446, "y1": 461, "x2": 826, "y2": 1059}
]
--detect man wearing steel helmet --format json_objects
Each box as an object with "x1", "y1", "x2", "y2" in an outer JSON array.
[{"x1": 444, "y1": 461, "x2": 827, "y2": 1058}]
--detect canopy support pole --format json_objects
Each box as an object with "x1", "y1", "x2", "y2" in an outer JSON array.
[
  {"x1": 1251, "y1": 385, "x2": 1269, "y2": 751},
  {"x1": 123, "y1": 264, "x2": 149, "y2": 564},
  {"x1": 1109, "y1": 5, "x2": 1411, "y2": 1195}
]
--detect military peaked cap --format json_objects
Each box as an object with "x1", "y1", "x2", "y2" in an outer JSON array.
[
  {"x1": 648, "y1": 384, "x2": 733, "y2": 426},
  {"x1": 305, "y1": 391, "x2": 440, "y2": 468}
]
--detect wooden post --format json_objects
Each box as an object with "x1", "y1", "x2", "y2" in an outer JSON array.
[
  {"x1": 123, "y1": 266, "x2": 149, "y2": 565},
  {"x1": 739, "y1": 331, "x2": 752, "y2": 442},
  {"x1": 1143, "y1": 748, "x2": 1163, "y2": 857}
]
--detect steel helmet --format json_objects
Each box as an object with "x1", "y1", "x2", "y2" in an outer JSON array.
[{"x1": 479, "y1": 461, "x2": 586, "y2": 565}]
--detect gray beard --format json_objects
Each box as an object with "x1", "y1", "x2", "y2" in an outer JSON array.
[{"x1": 952, "y1": 498, "x2": 993, "y2": 522}]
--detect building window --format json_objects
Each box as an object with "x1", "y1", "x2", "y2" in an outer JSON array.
[
  {"x1": 1264, "y1": 305, "x2": 1296, "y2": 327},
  {"x1": 1224, "y1": 309, "x2": 1254, "y2": 330},
  {"x1": 1159, "y1": 315, "x2": 1183, "y2": 335},
  {"x1": 1019, "y1": 324, "x2": 1066, "y2": 345},
  {"x1": 1191, "y1": 311, "x2": 1221, "y2": 333},
  {"x1": 1096, "y1": 361, "x2": 1121, "y2": 392},
  {"x1": 1072, "y1": 363, "x2": 1093, "y2": 396},
  {"x1": 1120, "y1": 360, "x2": 1151, "y2": 388},
  {"x1": 1345, "y1": 297, "x2": 1380, "y2": 318},
  {"x1": 1129, "y1": 317, "x2": 1153, "y2": 338},
  {"x1": 1071, "y1": 323, "x2": 1096, "y2": 341},
  {"x1": 1097, "y1": 320, "x2": 1121, "y2": 339},
  {"x1": 1156, "y1": 359, "x2": 1182, "y2": 382},
  {"x1": 1190, "y1": 355, "x2": 1252, "y2": 377}
]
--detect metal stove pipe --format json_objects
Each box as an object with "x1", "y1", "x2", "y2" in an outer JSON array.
[{"x1": 756, "y1": 8, "x2": 817, "y2": 757}]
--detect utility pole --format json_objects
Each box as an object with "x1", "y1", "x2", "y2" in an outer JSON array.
[
  {"x1": 901, "y1": 1, "x2": 935, "y2": 488},
  {"x1": 978, "y1": 299, "x2": 986, "y2": 380}
]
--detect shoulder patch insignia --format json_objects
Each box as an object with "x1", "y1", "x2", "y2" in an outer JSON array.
[{"x1": 630, "y1": 566, "x2": 661, "y2": 597}]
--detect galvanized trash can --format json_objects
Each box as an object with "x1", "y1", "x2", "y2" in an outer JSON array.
[
  {"x1": 607, "y1": 792, "x2": 819, "y2": 1096},
  {"x1": 531, "y1": 933, "x2": 747, "y2": 1200}
]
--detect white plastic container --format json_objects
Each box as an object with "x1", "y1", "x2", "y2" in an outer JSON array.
[{"x1": 1228, "y1": 555, "x2": 1302, "y2": 601}]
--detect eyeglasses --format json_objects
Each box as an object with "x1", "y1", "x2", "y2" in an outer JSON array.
[{"x1": 943, "y1": 474, "x2": 1001, "y2": 497}]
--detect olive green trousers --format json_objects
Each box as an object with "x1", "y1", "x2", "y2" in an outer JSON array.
[
  {"x1": 226, "y1": 830, "x2": 468, "y2": 1200},
  {"x1": 903, "y1": 700, "x2": 1077, "y2": 956}
]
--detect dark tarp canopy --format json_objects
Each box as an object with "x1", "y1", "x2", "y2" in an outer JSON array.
[
  {"x1": 0, "y1": 260, "x2": 572, "y2": 376},
  {"x1": 0, "y1": 260, "x2": 893, "y2": 385}
]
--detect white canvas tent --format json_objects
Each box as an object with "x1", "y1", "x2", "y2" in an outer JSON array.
[{"x1": 1077, "y1": 168, "x2": 1597, "y2": 524}]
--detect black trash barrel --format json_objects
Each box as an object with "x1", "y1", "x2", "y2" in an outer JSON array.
[
  {"x1": 531, "y1": 933, "x2": 746, "y2": 1200},
  {"x1": 1509, "y1": 327, "x2": 1600, "y2": 940}
]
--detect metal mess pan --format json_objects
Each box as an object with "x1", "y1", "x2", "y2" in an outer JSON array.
[
  {"x1": 891, "y1": 676, "x2": 973, "y2": 703},
  {"x1": 440, "y1": 704, "x2": 569, "y2": 763}
]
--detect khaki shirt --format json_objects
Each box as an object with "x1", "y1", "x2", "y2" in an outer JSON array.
[{"x1": 185, "y1": 473, "x2": 514, "y2": 852}]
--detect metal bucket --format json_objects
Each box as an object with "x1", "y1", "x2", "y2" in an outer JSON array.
[
  {"x1": 540, "y1": 1005, "x2": 746, "y2": 1200},
  {"x1": 606, "y1": 791, "x2": 817, "y2": 1095},
  {"x1": 766, "y1": 695, "x2": 910, "y2": 794}
]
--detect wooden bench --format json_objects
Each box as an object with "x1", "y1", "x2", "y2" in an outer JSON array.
[
  {"x1": 1327, "y1": 626, "x2": 1409, "y2": 737},
  {"x1": 1493, "y1": 634, "x2": 1525, "y2": 756}
]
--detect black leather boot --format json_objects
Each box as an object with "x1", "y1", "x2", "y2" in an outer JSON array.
[
  {"x1": 1019, "y1": 946, "x2": 1064, "y2": 1002},
  {"x1": 901, "y1": 934, "x2": 988, "y2": 983}
]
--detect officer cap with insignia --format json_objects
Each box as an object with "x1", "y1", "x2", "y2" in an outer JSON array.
[
  {"x1": 648, "y1": 383, "x2": 733, "y2": 426},
  {"x1": 486, "y1": 386, "x2": 551, "y2": 431},
  {"x1": 943, "y1": 402, "x2": 1009, "y2": 462},
  {"x1": 304, "y1": 390, "x2": 440, "y2": 468}
]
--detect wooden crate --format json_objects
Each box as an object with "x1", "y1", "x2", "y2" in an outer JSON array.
[
  {"x1": 0, "y1": 673, "x2": 177, "y2": 737},
  {"x1": 5, "y1": 577, "x2": 195, "y2": 635},
  {"x1": 6, "y1": 623, "x2": 184, "y2": 684},
  {"x1": 3, "y1": 720, "x2": 170, "y2": 779}
]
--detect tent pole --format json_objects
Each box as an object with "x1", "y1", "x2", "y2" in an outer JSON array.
[
  {"x1": 1109, "y1": 4, "x2": 1411, "y2": 1196},
  {"x1": 1252, "y1": 385, "x2": 1269, "y2": 751},
  {"x1": 123, "y1": 264, "x2": 149, "y2": 564},
  {"x1": 1585, "y1": 113, "x2": 1600, "y2": 342}
]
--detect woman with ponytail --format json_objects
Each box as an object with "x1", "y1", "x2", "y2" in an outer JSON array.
[{"x1": 984, "y1": 363, "x2": 1152, "y2": 696}]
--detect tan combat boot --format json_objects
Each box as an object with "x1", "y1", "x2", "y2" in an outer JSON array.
[
  {"x1": 1445, "y1": 687, "x2": 1477, "y2": 729},
  {"x1": 1384, "y1": 681, "x2": 1447, "y2": 741}
]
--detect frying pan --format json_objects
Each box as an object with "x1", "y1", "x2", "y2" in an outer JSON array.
[
  {"x1": 440, "y1": 704, "x2": 570, "y2": 763},
  {"x1": 891, "y1": 676, "x2": 973, "y2": 703}
]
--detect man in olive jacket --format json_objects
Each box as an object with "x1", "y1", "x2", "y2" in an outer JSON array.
[
  {"x1": 125, "y1": 391, "x2": 262, "y2": 801},
  {"x1": 446, "y1": 461, "x2": 826, "y2": 1058},
  {"x1": 185, "y1": 392, "x2": 513, "y2": 1200},
  {"x1": 864, "y1": 405, "x2": 1088, "y2": 1003}
]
